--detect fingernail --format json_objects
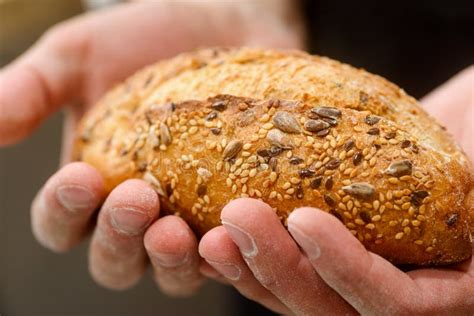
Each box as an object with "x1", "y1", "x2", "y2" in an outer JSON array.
[
  {"x1": 110, "y1": 207, "x2": 150, "y2": 235},
  {"x1": 154, "y1": 252, "x2": 188, "y2": 268},
  {"x1": 206, "y1": 260, "x2": 241, "y2": 281},
  {"x1": 288, "y1": 223, "x2": 321, "y2": 260},
  {"x1": 221, "y1": 220, "x2": 258, "y2": 258},
  {"x1": 56, "y1": 185, "x2": 96, "y2": 212}
]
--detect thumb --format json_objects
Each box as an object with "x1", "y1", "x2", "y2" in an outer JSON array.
[
  {"x1": 0, "y1": 22, "x2": 87, "y2": 146},
  {"x1": 287, "y1": 207, "x2": 418, "y2": 315}
]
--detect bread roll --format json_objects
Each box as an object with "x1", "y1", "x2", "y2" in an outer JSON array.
[{"x1": 73, "y1": 48, "x2": 473, "y2": 265}]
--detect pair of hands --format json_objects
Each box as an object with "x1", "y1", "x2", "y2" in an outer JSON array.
[{"x1": 1, "y1": 1, "x2": 472, "y2": 315}]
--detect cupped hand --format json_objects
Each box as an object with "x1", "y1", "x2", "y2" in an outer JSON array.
[
  {"x1": 0, "y1": 1, "x2": 303, "y2": 295},
  {"x1": 199, "y1": 67, "x2": 474, "y2": 315}
]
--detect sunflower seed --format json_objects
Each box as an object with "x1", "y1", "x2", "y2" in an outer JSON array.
[
  {"x1": 223, "y1": 140, "x2": 243, "y2": 161},
  {"x1": 321, "y1": 117, "x2": 338, "y2": 126},
  {"x1": 342, "y1": 182, "x2": 376, "y2": 199},
  {"x1": 269, "y1": 145, "x2": 283, "y2": 157},
  {"x1": 273, "y1": 111, "x2": 301, "y2": 134},
  {"x1": 237, "y1": 109, "x2": 256, "y2": 127},
  {"x1": 211, "y1": 100, "x2": 227, "y2": 111},
  {"x1": 160, "y1": 122, "x2": 172, "y2": 145},
  {"x1": 311, "y1": 106, "x2": 342, "y2": 119},
  {"x1": 148, "y1": 126, "x2": 160, "y2": 149},
  {"x1": 304, "y1": 119, "x2": 330, "y2": 132},
  {"x1": 385, "y1": 160, "x2": 413, "y2": 177},
  {"x1": 365, "y1": 115, "x2": 381, "y2": 125},
  {"x1": 143, "y1": 171, "x2": 165, "y2": 196},
  {"x1": 269, "y1": 157, "x2": 278, "y2": 171},
  {"x1": 266, "y1": 129, "x2": 293, "y2": 148},
  {"x1": 316, "y1": 128, "x2": 330, "y2": 137}
]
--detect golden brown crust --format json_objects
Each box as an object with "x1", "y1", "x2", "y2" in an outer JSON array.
[{"x1": 73, "y1": 47, "x2": 473, "y2": 265}]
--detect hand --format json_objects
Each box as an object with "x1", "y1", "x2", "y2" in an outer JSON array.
[
  {"x1": 0, "y1": 1, "x2": 303, "y2": 294},
  {"x1": 199, "y1": 67, "x2": 474, "y2": 315}
]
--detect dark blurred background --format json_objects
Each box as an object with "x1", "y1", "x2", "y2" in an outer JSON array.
[{"x1": 0, "y1": 0, "x2": 473, "y2": 315}]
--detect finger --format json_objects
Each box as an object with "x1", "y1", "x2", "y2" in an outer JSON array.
[
  {"x1": 287, "y1": 207, "x2": 420, "y2": 315},
  {"x1": 31, "y1": 162, "x2": 105, "y2": 252},
  {"x1": 0, "y1": 20, "x2": 86, "y2": 146},
  {"x1": 144, "y1": 215, "x2": 205, "y2": 297},
  {"x1": 407, "y1": 256, "x2": 474, "y2": 313},
  {"x1": 421, "y1": 66, "x2": 473, "y2": 159},
  {"x1": 89, "y1": 179, "x2": 160, "y2": 290},
  {"x1": 199, "y1": 226, "x2": 291, "y2": 315},
  {"x1": 221, "y1": 198, "x2": 354, "y2": 315}
]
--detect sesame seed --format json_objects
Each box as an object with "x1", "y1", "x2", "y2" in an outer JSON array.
[
  {"x1": 388, "y1": 177, "x2": 400, "y2": 184},
  {"x1": 355, "y1": 218, "x2": 365, "y2": 225},
  {"x1": 240, "y1": 170, "x2": 250, "y2": 177},
  {"x1": 395, "y1": 232, "x2": 404, "y2": 239},
  {"x1": 290, "y1": 177, "x2": 301, "y2": 184},
  {"x1": 188, "y1": 126, "x2": 198, "y2": 135},
  {"x1": 369, "y1": 157, "x2": 377, "y2": 167},
  {"x1": 259, "y1": 114, "x2": 270, "y2": 122},
  {"x1": 366, "y1": 223, "x2": 376, "y2": 230},
  {"x1": 249, "y1": 169, "x2": 257, "y2": 177},
  {"x1": 242, "y1": 143, "x2": 252, "y2": 150},
  {"x1": 262, "y1": 123, "x2": 274, "y2": 130}
]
